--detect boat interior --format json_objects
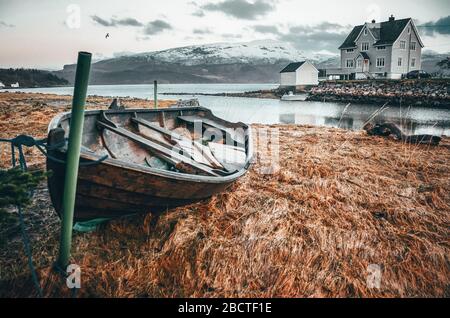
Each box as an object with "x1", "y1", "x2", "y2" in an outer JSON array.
[{"x1": 51, "y1": 107, "x2": 251, "y2": 177}]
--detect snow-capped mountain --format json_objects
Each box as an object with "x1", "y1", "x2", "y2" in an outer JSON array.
[
  {"x1": 132, "y1": 40, "x2": 331, "y2": 65},
  {"x1": 55, "y1": 40, "x2": 338, "y2": 84}
]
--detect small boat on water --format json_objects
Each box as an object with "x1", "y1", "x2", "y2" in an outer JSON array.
[
  {"x1": 281, "y1": 92, "x2": 308, "y2": 101},
  {"x1": 46, "y1": 106, "x2": 253, "y2": 221}
]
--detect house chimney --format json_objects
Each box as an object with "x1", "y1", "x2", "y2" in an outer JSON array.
[
  {"x1": 389, "y1": 15, "x2": 395, "y2": 22},
  {"x1": 372, "y1": 19, "x2": 376, "y2": 23}
]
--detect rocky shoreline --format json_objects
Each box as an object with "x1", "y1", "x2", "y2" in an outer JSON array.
[{"x1": 306, "y1": 79, "x2": 450, "y2": 108}]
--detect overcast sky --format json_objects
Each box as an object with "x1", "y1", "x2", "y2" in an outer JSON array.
[{"x1": 0, "y1": 0, "x2": 449, "y2": 69}]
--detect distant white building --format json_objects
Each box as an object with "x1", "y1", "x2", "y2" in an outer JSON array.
[
  {"x1": 280, "y1": 60, "x2": 319, "y2": 87},
  {"x1": 11, "y1": 82, "x2": 19, "y2": 88},
  {"x1": 0, "y1": 81, "x2": 5, "y2": 88}
]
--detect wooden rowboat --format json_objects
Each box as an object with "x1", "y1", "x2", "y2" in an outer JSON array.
[{"x1": 46, "y1": 106, "x2": 253, "y2": 221}]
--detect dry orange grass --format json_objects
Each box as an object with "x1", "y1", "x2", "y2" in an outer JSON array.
[
  {"x1": 0, "y1": 92, "x2": 173, "y2": 169},
  {"x1": 0, "y1": 93, "x2": 449, "y2": 297}
]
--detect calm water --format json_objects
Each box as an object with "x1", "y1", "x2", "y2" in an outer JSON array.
[{"x1": 7, "y1": 83, "x2": 450, "y2": 136}]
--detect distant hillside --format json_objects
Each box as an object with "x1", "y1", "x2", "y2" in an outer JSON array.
[
  {"x1": 0, "y1": 68, "x2": 69, "y2": 88},
  {"x1": 54, "y1": 41, "x2": 337, "y2": 85},
  {"x1": 421, "y1": 51, "x2": 450, "y2": 76},
  {"x1": 55, "y1": 59, "x2": 291, "y2": 85}
]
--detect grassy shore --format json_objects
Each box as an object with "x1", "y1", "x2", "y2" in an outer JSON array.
[
  {"x1": 0, "y1": 92, "x2": 175, "y2": 169},
  {"x1": 0, "y1": 92, "x2": 449, "y2": 297}
]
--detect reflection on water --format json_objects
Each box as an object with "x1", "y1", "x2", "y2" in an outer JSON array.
[
  {"x1": 279, "y1": 111, "x2": 449, "y2": 136},
  {"x1": 278, "y1": 113, "x2": 449, "y2": 136},
  {"x1": 279, "y1": 114, "x2": 355, "y2": 130},
  {"x1": 7, "y1": 84, "x2": 450, "y2": 136},
  {"x1": 276, "y1": 104, "x2": 450, "y2": 136},
  {"x1": 192, "y1": 96, "x2": 450, "y2": 136}
]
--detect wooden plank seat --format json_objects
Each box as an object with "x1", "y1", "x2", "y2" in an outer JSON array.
[
  {"x1": 177, "y1": 115, "x2": 246, "y2": 146},
  {"x1": 96, "y1": 111, "x2": 220, "y2": 177},
  {"x1": 131, "y1": 114, "x2": 224, "y2": 170}
]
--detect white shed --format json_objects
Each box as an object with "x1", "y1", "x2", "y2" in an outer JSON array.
[
  {"x1": 0, "y1": 81, "x2": 5, "y2": 88},
  {"x1": 11, "y1": 82, "x2": 19, "y2": 88},
  {"x1": 280, "y1": 61, "x2": 319, "y2": 86}
]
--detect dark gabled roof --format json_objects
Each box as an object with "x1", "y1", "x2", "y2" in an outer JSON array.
[
  {"x1": 338, "y1": 25, "x2": 363, "y2": 49},
  {"x1": 374, "y1": 18, "x2": 411, "y2": 45},
  {"x1": 370, "y1": 28, "x2": 381, "y2": 39},
  {"x1": 280, "y1": 61, "x2": 306, "y2": 73},
  {"x1": 338, "y1": 18, "x2": 412, "y2": 49},
  {"x1": 358, "y1": 52, "x2": 370, "y2": 60}
]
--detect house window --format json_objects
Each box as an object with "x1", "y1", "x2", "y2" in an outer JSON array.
[
  {"x1": 357, "y1": 60, "x2": 362, "y2": 68},
  {"x1": 407, "y1": 27, "x2": 411, "y2": 34},
  {"x1": 361, "y1": 42, "x2": 369, "y2": 51},
  {"x1": 346, "y1": 49, "x2": 354, "y2": 53},
  {"x1": 410, "y1": 42, "x2": 416, "y2": 50},
  {"x1": 376, "y1": 46, "x2": 386, "y2": 50},
  {"x1": 411, "y1": 58, "x2": 416, "y2": 67},
  {"x1": 346, "y1": 59, "x2": 354, "y2": 68},
  {"x1": 398, "y1": 57, "x2": 402, "y2": 66},
  {"x1": 400, "y1": 41, "x2": 406, "y2": 49},
  {"x1": 364, "y1": 28, "x2": 368, "y2": 35},
  {"x1": 376, "y1": 57, "x2": 385, "y2": 67}
]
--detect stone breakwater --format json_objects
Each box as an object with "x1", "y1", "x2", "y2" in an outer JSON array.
[{"x1": 306, "y1": 80, "x2": 450, "y2": 108}]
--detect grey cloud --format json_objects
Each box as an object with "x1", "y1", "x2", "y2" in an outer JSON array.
[
  {"x1": 116, "y1": 18, "x2": 144, "y2": 27},
  {"x1": 221, "y1": 33, "x2": 243, "y2": 39},
  {"x1": 192, "y1": 10, "x2": 205, "y2": 17},
  {"x1": 253, "y1": 25, "x2": 280, "y2": 35},
  {"x1": 201, "y1": 0, "x2": 274, "y2": 20},
  {"x1": 91, "y1": 15, "x2": 143, "y2": 27},
  {"x1": 278, "y1": 22, "x2": 351, "y2": 52},
  {"x1": 91, "y1": 15, "x2": 171, "y2": 36},
  {"x1": 193, "y1": 28, "x2": 212, "y2": 34},
  {"x1": 136, "y1": 35, "x2": 151, "y2": 41},
  {"x1": 0, "y1": 21, "x2": 15, "y2": 27},
  {"x1": 91, "y1": 16, "x2": 113, "y2": 27},
  {"x1": 419, "y1": 16, "x2": 450, "y2": 35},
  {"x1": 287, "y1": 22, "x2": 349, "y2": 34},
  {"x1": 143, "y1": 20, "x2": 173, "y2": 35}
]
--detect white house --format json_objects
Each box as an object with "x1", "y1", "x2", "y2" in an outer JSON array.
[
  {"x1": 0, "y1": 81, "x2": 5, "y2": 88},
  {"x1": 11, "y1": 82, "x2": 19, "y2": 88},
  {"x1": 280, "y1": 61, "x2": 319, "y2": 87},
  {"x1": 327, "y1": 15, "x2": 424, "y2": 80}
]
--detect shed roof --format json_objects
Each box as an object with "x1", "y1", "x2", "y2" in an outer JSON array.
[{"x1": 280, "y1": 61, "x2": 306, "y2": 73}]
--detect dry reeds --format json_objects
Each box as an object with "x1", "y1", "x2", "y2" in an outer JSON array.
[
  {"x1": 0, "y1": 93, "x2": 449, "y2": 297},
  {"x1": 0, "y1": 92, "x2": 172, "y2": 169}
]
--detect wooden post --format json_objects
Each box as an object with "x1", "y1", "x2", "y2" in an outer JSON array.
[
  {"x1": 154, "y1": 80, "x2": 158, "y2": 109},
  {"x1": 57, "y1": 51, "x2": 91, "y2": 269}
]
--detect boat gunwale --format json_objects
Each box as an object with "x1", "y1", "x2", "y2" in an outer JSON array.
[{"x1": 48, "y1": 106, "x2": 253, "y2": 184}]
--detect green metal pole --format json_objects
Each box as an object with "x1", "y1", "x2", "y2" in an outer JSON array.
[
  {"x1": 154, "y1": 80, "x2": 158, "y2": 109},
  {"x1": 57, "y1": 51, "x2": 92, "y2": 268}
]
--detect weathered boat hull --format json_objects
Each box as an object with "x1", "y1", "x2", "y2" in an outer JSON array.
[{"x1": 47, "y1": 107, "x2": 252, "y2": 221}]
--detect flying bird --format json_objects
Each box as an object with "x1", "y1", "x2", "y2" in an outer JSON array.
[{"x1": 105, "y1": 33, "x2": 110, "y2": 39}]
